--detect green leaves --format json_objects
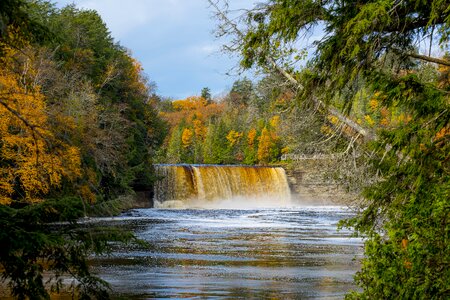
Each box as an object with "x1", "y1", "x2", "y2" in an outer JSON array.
[
  {"x1": 1, "y1": 198, "x2": 138, "y2": 299},
  {"x1": 0, "y1": 1, "x2": 167, "y2": 297},
  {"x1": 220, "y1": 0, "x2": 450, "y2": 298},
  {"x1": 0, "y1": 198, "x2": 141, "y2": 299}
]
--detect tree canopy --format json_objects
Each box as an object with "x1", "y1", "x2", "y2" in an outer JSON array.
[
  {"x1": 211, "y1": 0, "x2": 450, "y2": 298},
  {"x1": 0, "y1": 0, "x2": 167, "y2": 297}
]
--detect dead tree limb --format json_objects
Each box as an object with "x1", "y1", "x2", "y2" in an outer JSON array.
[{"x1": 208, "y1": 0, "x2": 376, "y2": 141}]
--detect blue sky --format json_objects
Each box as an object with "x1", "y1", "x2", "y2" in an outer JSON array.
[{"x1": 54, "y1": 0, "x2": 254, "y2": 99}]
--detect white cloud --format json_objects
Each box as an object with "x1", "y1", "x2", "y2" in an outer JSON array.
[
  {"x1": 198, "y1": 44, "x2": 221, "y2": 55},
  {"x1": 54, "y1": 0, "x2": 252, "y2": 98}
]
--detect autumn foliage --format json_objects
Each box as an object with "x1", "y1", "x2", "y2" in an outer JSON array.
[
  {"x1": 0, "y1": 2, "x2": 170, "y2": 298},
  {"x1": 0, "y1": 45, "x2": 81, "y2": 204},
  {"x1": 159, "y1": 91, "x2": 285, "y2": 164}
]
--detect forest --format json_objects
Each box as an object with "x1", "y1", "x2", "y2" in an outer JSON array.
[{"x1": 1, "y1": 0, "x2": 449, "y2": 299}]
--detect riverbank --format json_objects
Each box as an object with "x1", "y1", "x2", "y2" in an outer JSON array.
[{"x1": 87, "y1": 191, "x2": 153, "y2": 217}]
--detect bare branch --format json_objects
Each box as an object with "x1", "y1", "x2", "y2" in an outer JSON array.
[
  {"x1": 407, "y1": 52, "x2": 450, "y2": 66},
  {"x1": 208, "y1": 0, "x2": 376, "y2": 141}
]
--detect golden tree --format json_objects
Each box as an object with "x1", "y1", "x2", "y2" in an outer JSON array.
[{"x1": 0, "y1": 45, "x2": 81, "y2": 204}]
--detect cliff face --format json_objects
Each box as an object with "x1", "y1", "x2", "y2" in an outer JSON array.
[{"x1": 285, "y1": 159, "x2": 357, "y2": 205}]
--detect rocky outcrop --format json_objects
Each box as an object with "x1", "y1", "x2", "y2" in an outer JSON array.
[{"x1": 285, "y1": 158, "x2": 357, "y2": 205}]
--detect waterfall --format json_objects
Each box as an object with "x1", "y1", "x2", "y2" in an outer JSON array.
[{"x1": 154, "y1": 164, "x2": 291, "y2": 208}]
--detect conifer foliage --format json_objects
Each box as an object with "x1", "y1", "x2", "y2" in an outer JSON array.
[
  {"x1": 0, "y1": 0, "x2": 166, "y2": 298},
  {"x1": 212, "y1": 0, "x2": 450, "y2": 298}
]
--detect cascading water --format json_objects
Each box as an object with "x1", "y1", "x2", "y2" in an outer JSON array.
[{"x1": 154, "y1": 164, "x2": 291, "y2": 208}]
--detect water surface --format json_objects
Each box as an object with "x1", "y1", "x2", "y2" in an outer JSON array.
[{"x1": 91, "y1": 206, "x2": 363, "y2": 299}]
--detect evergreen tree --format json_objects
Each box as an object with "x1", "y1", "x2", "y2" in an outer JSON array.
[
  {"x1": 228, "y1": 78, "x2": 254, "y2": 108},
  {"x1": 0, "y1": 1, "x2": 167, "y2": 297},
  {"x1": 201, "y1": 87, "x2": 212, "y2": 103},
  {"x1": 211, "y1": 0, "x2": 450, "y2": 297}
]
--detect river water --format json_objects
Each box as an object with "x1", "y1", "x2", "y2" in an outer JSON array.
[{"x1": 90, "y1": 205, "x2": 363, "y2": 299}]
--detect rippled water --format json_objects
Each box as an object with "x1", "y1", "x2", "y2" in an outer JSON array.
[{"x1": 91, "y1": 206, "x2": 363, "y2": 299}]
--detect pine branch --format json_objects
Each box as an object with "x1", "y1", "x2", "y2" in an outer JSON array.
[{"x1": 208, "y1": 0, "x2": 375, "y2": 141}]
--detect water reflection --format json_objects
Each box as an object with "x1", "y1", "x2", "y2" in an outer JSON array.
[{"x1": 91, "y1": 206, "x2": 363, "y2": 299}]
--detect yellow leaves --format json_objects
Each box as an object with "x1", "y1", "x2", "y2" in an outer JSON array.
[
  {"x1": 271, "y1": 91, "x2": 293, "y2": 111},
  {"x1": 438, "y1": 56, "x2": 450, "y2": 89},
  {"x1": 79, "y1": 184, "x2": 96, "y2": 204},
  {"x1": 226, "y1": 130, "x2": 243, "y2": 147},
  {"x1": 172, "y1": 99, "x2": 191, "y2": 111},
  {"x1": 0, "y1": 196, "x2": 12, "y2": 205},
  {"x1": 0, "y1": 52, "x2": 82, "y2": 204},
  {"x1": 321, "y1": 125, "x2": 333, "y2": 135},
  {"x1": 257, "y1": 127, "x2": 279, "y2": 163},
  {"x1": 257, "y1": 128, "x2": 271, "y2": 163},
  {"x1": 327, "y1": 115, "x2": 339, "y2": 125},
  {"x1": 247, "y1": 128, "x2": 257, "y2": 147},
  {"x1": 0, "y1": 26, "x2": 29, "y2": 61},
  {"x1": 131, "y1": 57, "x2": 144, "y2": 73},
  {"x1": 193, "y1": 119, "x2": 207, "y2": 140},
  {"x1": 77, "y1": 168, "x2": 98, "y2": 204},
  {"x1": 369, "y1": 99, "x2": 379, "y2": 111},
  {"x1": 380, "y1": 118, "x2": 389, "y2": 126},
  {"x1": 63, "y1": 146, "x2": 82, "y2": 178},
  {"x1": 181, "y1": 128, "x2": 194, "y2": 148},
  {"x1": 270, "y1": 115, "x2": 280, "y2": 128},
  {"x1": 364, "y1": 115, "x2": 375, "y2": 126},
  {"x1": 0, "y1": 169, "x2": 15, "y2": 204}
]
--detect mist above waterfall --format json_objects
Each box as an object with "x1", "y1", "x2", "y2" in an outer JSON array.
[{"x1": 154, "y1": 164, "x2": 291, "y2": 209}]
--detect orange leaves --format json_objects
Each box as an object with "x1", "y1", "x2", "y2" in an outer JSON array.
[
  {"x1": 369, "y1": 92, "x2": 383, "y2": 111},
  {"x1": 247, "y1": 128, "x2": 257, "y2": 147},
  {"x1": 173, "y1": 96, "x2": 207, "y2": 111},
  {"x1": 435, "y1": 126, "x2": 450, "y2": 141},
  {"x1": 161, "y1": 95, "x2": 224, "y2": 150},
  {"x1": 162, "y1": 96, "x2": 224, "y2": 129},
  {"x1": 438, "y1": 55, "x2": 450, "y2": 89},
  {"x1": 161, "y1": 92, "x2": 285, "y2": 165},
  {"x1": 434, "y1": 125, "x2": 450, "y2": 148},
  {"x1": 369, "y1": 99, "x2": 379, "y2": 111},
  {"x1": 363, "y1": 91, "x2": 414, "y2": 128},
  {"x1": 193, "y1": 119, "x2": 207, "y2": 140},
  {"x1": 181, "y1": 128, "x2": 194, "y2": 148}
]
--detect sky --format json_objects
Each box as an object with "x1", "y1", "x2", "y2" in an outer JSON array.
[{"x1": 54, "y1": 0, "x2": 253, "y2": 99}]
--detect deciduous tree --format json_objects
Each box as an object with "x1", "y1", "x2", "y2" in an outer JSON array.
[{"x1": 211, "y1": 0, "x2": 450, "y2": 297}]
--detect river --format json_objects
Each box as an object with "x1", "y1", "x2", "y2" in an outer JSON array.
[{"x1": 90, "y1": 205, "x2": 363, "y2": 299}]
